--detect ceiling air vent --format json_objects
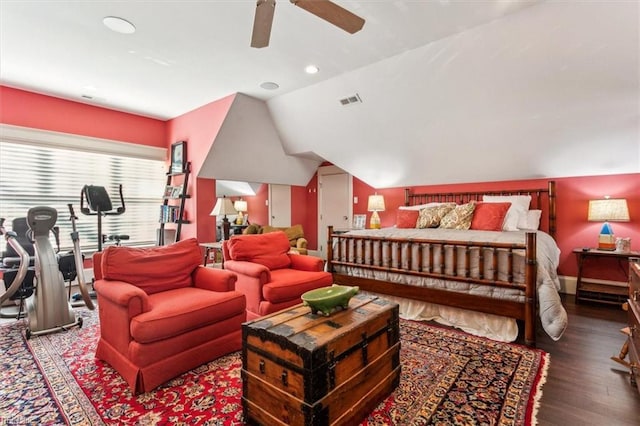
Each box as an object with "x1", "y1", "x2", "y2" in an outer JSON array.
[{"x1": 339, "y1": 93, "x2": 362, "y2": 106}]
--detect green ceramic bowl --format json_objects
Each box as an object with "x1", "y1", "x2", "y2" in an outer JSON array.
[{"x1": 302, "y1": 285, "x2": 359, "y2": 316}]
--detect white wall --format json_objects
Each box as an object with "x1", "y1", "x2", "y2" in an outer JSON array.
[{"x1": 268, "y1": 1, "x2": 639, "y2": 188}]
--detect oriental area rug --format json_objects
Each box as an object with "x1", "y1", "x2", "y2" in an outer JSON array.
[{"x1": 0, "y1": 309, "x2": 548, "y2": 425}]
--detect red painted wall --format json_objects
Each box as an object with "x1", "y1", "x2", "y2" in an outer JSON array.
[
  {"x1": 250, "y1": 184, "x2": 270, "y2": 225},
  {"x1": 235, "y1": 183, "x2": 317, "y2": 249},
  {"x1": 4, "y1": 86, "x2": 637, "y2": 282},
  {"x1": 349, "y1": 173, "x2": 640, "y2": 277},
  {"x1": 0, "y1": 86, "x2": 165, "y2": 147},
  {"x1": 165, "y1": 94, "x2": 236, "y2": 243}
]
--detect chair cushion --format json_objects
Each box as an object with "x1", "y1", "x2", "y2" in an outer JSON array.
[
  {"x1": 263, "y1": 269, "x2": 333, "y2": 304},
  {"x1": 227, "y1": 232, "x2": 291, "y2": 270},
  {"x1": 130, "y1": 287, "x2": 245, "y2": 344},
  {"x1": 101, "y1": 238, "x2": 202, "y2": 295}
]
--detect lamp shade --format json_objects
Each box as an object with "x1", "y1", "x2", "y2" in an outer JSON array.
[
  {"x1": 367, "y1": 194, "x2": 385, "y2": 212},
  {"x1": 588, "y1": 198, "x2": 629, "y2": 250},
  {"x1": 234, "y1": 200, "x2": 248, "y2": 213},
  {"x1": 210, "y1": 196, "x2": 237, "y2": 216},
  {"x1": 367, "y1": 194, "x2": 385, "y2": 229},
  {"x1": 587, "y1": 198, "x2": 630, "y2": 222}
]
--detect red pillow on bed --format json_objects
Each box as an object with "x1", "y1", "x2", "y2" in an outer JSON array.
[
  {"x1": 396, "y1": 209, "x2": 419, "y2": 228},
  {"x1": 470, "y1": 202, "x2": 511, "y2": 231}
]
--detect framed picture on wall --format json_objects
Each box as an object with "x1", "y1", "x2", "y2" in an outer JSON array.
[
  {"x1": 353, "y1": 214, "x2": 366, "y2": 229},
  {"x1": 170, "y1": 141, "x2": 186, "y2": 174}
]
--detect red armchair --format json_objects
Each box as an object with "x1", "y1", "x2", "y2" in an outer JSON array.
[
  {"x1": 222, "y1": 231, "x2": 333, "y2": 320},
  {"x1": 92, "y1": 238, "x2": 246, "y2": 394}
]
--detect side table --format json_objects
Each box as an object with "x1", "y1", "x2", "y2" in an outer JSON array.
[
  {"x1": 573, "y1": 248, "x2": 640, "y2": 305},
  {"x1": 200, "y1": 242, "x2": 223, "y2": 268}
]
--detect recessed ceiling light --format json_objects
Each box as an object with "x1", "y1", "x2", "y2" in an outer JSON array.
[
  {"x1": 305, "y1": 65, "x2": 319, "y2": 74},
  {"x1": 260, "y1": 82, "x2": 279, "y2": 90},
  {"x1": 103, "y1": 16, "x2": 136, "y2": 34}
]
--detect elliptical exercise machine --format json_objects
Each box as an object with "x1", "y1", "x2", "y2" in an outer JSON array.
[{"x1": 0, "y1": 206, "x2": 94, "y2": 338}]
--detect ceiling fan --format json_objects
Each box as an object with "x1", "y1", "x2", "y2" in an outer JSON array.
[{"x1": 251, "y1": 0, "x2": 365, "y2": 48}]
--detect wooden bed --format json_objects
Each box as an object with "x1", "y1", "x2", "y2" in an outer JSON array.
[{"x1": 326, "y1": 181, "x2": 558, "y2": 347}]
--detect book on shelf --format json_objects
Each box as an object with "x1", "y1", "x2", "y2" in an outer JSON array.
[{"x1": 159, "y1": 205, "x2": 181, "y2": 223}]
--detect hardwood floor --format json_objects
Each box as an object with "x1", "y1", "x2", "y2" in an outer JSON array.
[{"x1": 536, "y1": 294, "x2": 640, "y2": 425}]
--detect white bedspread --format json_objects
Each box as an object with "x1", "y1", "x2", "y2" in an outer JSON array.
[{"x1": 332, "y1": 228, "x2": 568, "y2": 342}]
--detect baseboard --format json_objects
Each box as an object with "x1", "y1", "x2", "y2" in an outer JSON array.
[{"x1": 559, "y1": 275, "x2": 576, "y2": 295}]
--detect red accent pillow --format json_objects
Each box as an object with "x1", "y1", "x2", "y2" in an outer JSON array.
[
  {"x1": 396, "y1": 209, "x2": 419, "y2": 228},
  {"x1": 227, "y1": 231, "x2": 292, "y2": 270},
  {"x1": 101, "y1": 238, "x2": 202, "y2": 294},
  {"x1": 470, "y1": 202, "x2": 512, "y2": 231}
]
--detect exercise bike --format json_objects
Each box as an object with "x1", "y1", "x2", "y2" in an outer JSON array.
[
  {"x1": 69, "y1": 184, "x2": 127, "y2": 303},
  {"x1": 0, "y1": 206, "x2": 94, "y2": 338},
  {"x1": 80, "y1": 184, "x2": 126, "y2": 252}
]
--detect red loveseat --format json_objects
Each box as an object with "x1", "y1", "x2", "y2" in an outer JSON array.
[
  {"x1": 222, "y1": 231, "x2": 333, "y2": 320},
  {"x1": 92, "y1": 238, "x2": 246, "y2": 394}
]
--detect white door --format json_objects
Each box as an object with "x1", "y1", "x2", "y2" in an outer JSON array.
[
  {"x1": 318, "y1": 166, "x2": 351, "y2": 258},
  {"x1": 269, "y1": 184, "x2": 291, "y2": 227}
]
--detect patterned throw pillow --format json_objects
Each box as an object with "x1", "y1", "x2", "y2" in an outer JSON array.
[
  {"x1": 417, "y1": 203, "x2": 456, "y2": 228},
  {"x1": 439, "y1": 202, "x2": 476, "y2": 230}
]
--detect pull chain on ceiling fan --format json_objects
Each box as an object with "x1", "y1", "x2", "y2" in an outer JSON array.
[{"x1": 251, "y1": 0, "x2": 365, "y2": 48}]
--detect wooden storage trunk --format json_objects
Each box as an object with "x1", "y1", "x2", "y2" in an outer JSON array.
[{"x1": 242, "y1": 293, "x2": 400, "y2": 426}]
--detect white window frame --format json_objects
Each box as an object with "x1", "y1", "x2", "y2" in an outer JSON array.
[{"x1": 0, "y1": 124, "x2": 167, "y2": 253}]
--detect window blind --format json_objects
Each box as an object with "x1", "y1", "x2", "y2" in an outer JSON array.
[{"x1": 0, "y1": 139, "x2": 166, "y2": 253}]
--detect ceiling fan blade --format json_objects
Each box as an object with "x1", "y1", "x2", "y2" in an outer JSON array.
[
  {"x1": 291, "y1": 0, "x2": 364, "y2": 34},
  {"x1": 251, "y1": 0, "x2": 276, "y2": 48}
]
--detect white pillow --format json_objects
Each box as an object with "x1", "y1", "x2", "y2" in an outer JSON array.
[
  {"x1": 517, "y1": 209, "x2": 542, "y2": 230},
  {"x1": 482, "y1": 195, "x2": 532, "y2": 231},
  {"x1": 399, "y1": 202, "x2": 450, "y2": 211}
]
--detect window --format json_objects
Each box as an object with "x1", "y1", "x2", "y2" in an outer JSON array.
[{"x1": 0, "y1": 126, "x2": 166, "y2": 253}]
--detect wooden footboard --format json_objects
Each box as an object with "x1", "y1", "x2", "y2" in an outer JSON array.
[{"x1": 327, "y1": 227, "x2": 538, "y2": 346}]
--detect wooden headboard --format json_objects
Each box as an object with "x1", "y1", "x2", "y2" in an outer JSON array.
[{"x1": 404, "y1": 181, "x2": 557, "y2": 238}]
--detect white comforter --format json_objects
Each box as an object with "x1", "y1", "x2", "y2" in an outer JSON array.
[{"x1": 332, "y1": 228, "x2": 568, "y2": 342}]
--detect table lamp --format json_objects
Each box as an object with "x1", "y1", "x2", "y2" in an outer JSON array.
[
  {"x1": 234, "y1": 199, "x2": 248, "y2": 225},
  {"x1": 588, "y1": 197, "x2": 629, "y2": 250},
  {"x1": 211, "y1": 196, "x2": 237, "y2": 240},
  {"x1": 367, "y1": 194, "x2": 385, "y2": 229}
]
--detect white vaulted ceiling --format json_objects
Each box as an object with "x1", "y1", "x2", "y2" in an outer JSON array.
[{"x1": 1, "y1": 1, "x2": 638, "y2": 187}]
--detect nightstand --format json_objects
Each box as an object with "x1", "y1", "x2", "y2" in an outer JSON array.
[{"x1": 573, "y1": 248, "x2": 640, "y2": 305}]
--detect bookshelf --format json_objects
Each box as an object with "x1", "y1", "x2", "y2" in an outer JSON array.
[{"x1": 158, "y1": 161, "x2": 191, "y2": 245}]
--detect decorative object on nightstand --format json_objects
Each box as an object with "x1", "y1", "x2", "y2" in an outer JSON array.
[
  {"x1": 352, "y1": 214, "x2": 366, "y2": 229},
  {"x1": 588, "y1": 197, "x2": 630, "y2": 250},
  {"x1": 368, "y1": 193, "x2": 385, "y2": 229},
  {"x1": 234, "y1": 199, "x2": 247, "y2": 225},
  {"x1": 211, "y1": 196, "x2": 237, "y2": 240}
]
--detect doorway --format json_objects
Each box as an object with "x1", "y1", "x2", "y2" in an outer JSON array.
[
  {"x1": 269, "y1": 184, "x2": 291, "y2": 227},
  {"x1": 317, "y1": 166, "x2": 351, "y2": 258}
]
